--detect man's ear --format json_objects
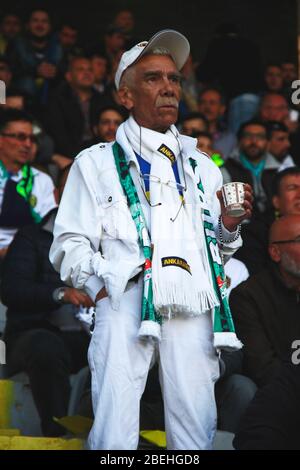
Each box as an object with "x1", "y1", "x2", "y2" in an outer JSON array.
[
  {"x1": 118, "y1": 86, "x2": 134, "y2": 111},
  {"x1": 268, "y1": 243, "x2": 281, "y2": 263}
]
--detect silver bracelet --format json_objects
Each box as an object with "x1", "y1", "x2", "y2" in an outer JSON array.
[{"x1": 218, "y1": 215, "x2": 241, "y2": 243}]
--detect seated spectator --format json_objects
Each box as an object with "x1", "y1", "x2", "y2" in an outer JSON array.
[
  {"x1": 1, "y1": 165, "x2": 93, "y2": 436},
  {"x1": 179, "y1": 53, "x2": 201, "y2": 117},
  {"x1": 0, "y1": 109, "x2": 56, "y2": 261},
  {"x1": 198, "y1": 87, "x2": 237, "y2": 159},
  {"x1": 221, "y1": 119, "x2": 279, "y2": 215},
  {"x1": 281, "y1": 61, "x2": 297, "y2": 88},
  {"x1": 263, "y1": 64, "x2": 284, "y2": 93},
  {"x1": 89, "y1": 51, "x2": 108, "y2": 95},
  {"x1": 192, "y1": 130, "x2": 225, "y2": 167},
  {"x1": 90, "y1": 105, "x2": 126, "y2": 144},
  {"x1": 272, "y1": 166, "x2": 300, "y2": 216},
  {"x1": 44, "y1": 56, "x2": 107, "y2": 164},
  {"x1": 7, "y1": 8, "x2": 62, "y2": 107},
  {"x1": 1, "y1": 88, "x2": 57, "y2": 173},
  {"x1": 230, "y1": 214, "x2": 300, "y2": 388},
  {"x1": 266, "y1": 121, "x2": 295, "y2": 170},
  {"x1": 103, "y1": 24, "x2": 125, "y2": 72},
  {"x1": 259, "y1": 92, "x2": 299, "y2": 141},
  {"x1": 258, "y1": 92, "x2": 300, "y2": 168},
  {"x1": 56, "y1": 19, "x2": 82, "y2": 77},
  {"x1": 112, "y1": 9, "x2": 137, "y2": 48},
  {"x1": 195, "y1": 131, "x2": 214, "y2": 155},
  {"x1": 234, "y1": 361, "x2": 300, "y2": 450},
  {"x1": 180, "y1": 112, "x2": 209, "y2": 136},
  {"x1": 0, "y1": 12, "x2": 21, "y2": 55}
]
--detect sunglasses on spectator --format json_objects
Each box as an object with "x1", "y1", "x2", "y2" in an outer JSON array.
[
  {"x1": 1, "y1": 132, "x2": 36, "y2": 143},
  {"x1": 272, "y1": 236, "x2": 300, "y2": 244}
]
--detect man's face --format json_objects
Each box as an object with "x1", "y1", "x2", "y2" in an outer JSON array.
[
  {"x1": 264, "y1": 66, "x2": 283, "y2": 92},
  {"x1": 28, "y1": 11, "x2": 51, "y2": 38},
  {"x1": 0, "y1": 121, "x2": 34, "y2": 167},
  {"x1": 268, "y1": 130, "x2": 290, "y2": 161},
  {"x1": 239, "y1": 124, "x2": 268, "y2": 161},
  {"x1": 1, "y1": 14, "x2": 21, "y2": 39},
  {"x1": 272, "y1": 217, "x2": 300, "y2": 279},
  {"x1": 273, "y1": 174, "x2": 300, "y2": 215},
  {"x1": 198, "y1": 90, "x2": 225, "y2": 123},
  {"x1": 260, "y1": 95, "x2": 289, "y2": 122},
  {"x1": 121, "y1": 54, "x2": 181, "y2": 132},
  {"x1": 95, "y1": 109, "x2": 123, "y2": 142},
  {"x1": 182, "y1": 118, "x2": 207, "y2": 136},
  {"x1": 91, "y1": 56, "x2": 107, "y2": 82},
  {"x1": 67, "y1": 59, "x2": 94, "y2": 89},
  {"x1": 59, "y1": 25, "x2": 78, "y2": 48}
]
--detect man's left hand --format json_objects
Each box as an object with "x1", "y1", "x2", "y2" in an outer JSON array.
[{"x1": 217, "y1": 183, "x2": 253, "y2": 232}]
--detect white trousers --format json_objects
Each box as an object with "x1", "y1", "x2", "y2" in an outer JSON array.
[{"x1": 87, "y1": 281, "x2": 219, "y2": 450}]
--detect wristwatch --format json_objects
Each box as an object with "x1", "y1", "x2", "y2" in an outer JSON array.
[{"x1": 53, "y1": 287, "x2": 66, "y2": 304}]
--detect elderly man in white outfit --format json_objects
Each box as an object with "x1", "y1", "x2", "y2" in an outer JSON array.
[{"x1": 50, "y1": 30, "x2": 253, "y2": 450}]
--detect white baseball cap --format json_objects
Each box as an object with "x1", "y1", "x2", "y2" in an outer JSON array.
[{"x1": 115, "y1": 29, "x2": 190, "y2": 89}]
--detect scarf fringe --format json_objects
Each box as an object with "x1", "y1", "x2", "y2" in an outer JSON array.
[
  {"x1": 213, "y1": 332, "x2": 243, "y2": 352},
  {"x1": 153, "y1": 282, "x2": 219, "y2": 318},
  {"x1": 138, "y1": 320, "x2": 161, "y2": 341}
]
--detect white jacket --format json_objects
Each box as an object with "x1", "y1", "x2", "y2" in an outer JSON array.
[{"x1": 50, "y1": 125, "x2": 242, "y2": 310}]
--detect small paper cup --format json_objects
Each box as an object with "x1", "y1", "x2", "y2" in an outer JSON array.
[{"x1": 221, "y1": 182, "x2": 246, "y2": 217}]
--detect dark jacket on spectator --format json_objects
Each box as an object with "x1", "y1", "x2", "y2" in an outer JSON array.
[
  {"x1": 234, "y1": 210, "x2": 274, "y2": 275},
  {"x1": 234, "y1": 361, "x2": 300, "y2": 450},
  {"x1": 1, "y1": 209, "x2": 64, "y2": 341},
  {"x1": 230, "y1": 264, "x2": 300, "y2": 387},
  {"x1": 44, "y1": 82, "x2": 107, "y2": 158}
]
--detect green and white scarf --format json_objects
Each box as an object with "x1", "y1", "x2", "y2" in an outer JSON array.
[
  {"x1": 112, "y1": 142, "x2": 242, "y2": 351},
  {"x1": 0, "y1": 161, "x2": 41, "y2": 223}
]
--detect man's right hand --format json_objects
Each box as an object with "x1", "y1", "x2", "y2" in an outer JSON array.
[
  {"x1": 95, "y1": 287, "x2": 108, "y2": 302},
  {"x1": 63, "y1": 288, "x2": 95, "y2": 307}
]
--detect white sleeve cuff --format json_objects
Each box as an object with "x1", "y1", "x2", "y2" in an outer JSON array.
[{"x1": 85, "y1": 275, "x2": 105, "y2": 303}]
